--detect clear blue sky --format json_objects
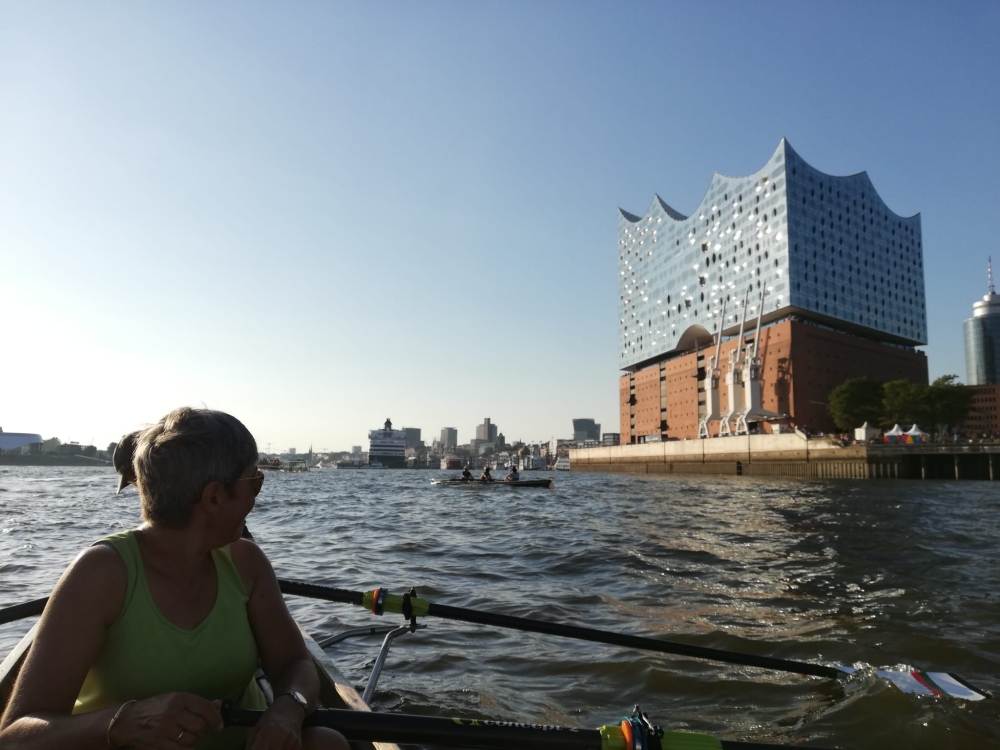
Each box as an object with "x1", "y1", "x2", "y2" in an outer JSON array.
[{"x1": 3, "y1": 2, "x2": 998, "y2": 452}]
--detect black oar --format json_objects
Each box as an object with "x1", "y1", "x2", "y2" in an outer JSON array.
[
  {"x1": 222, "y1": 704, "x2": 833, "y2": 750},
  {"x1": 275, "y1": 580, "x2": 991, "y2": 701},
  {"x1": 0, "y1": 598, "x2": 47, "y2": 626},
  {"x1": 2, "y1": 581, "x2": 989, "y2": 701},
  {"x1": 277, "y1": 580, "x2": 835, "y2": 677}
]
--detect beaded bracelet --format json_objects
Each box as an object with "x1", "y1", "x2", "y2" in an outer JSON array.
[{"x1": 106, "y1": 700, "x2": 136, "y2": 749}]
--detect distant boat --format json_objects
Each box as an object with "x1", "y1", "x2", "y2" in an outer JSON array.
[
  {"x1": 431, "y1": 478, "x2": 554, "y2": 489},
  {"x1": 335, "y1": 461, "x2": 386, "y2": 469},
  {"x1": 553, "y1": 457, "x2": 571, "y2": 471},
  {"x1": 281, "y1": 459, "x2": 310, "y2": 472}
]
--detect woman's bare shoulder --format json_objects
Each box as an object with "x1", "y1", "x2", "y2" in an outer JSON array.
[
  {"x1": 71, "y1": 541, "x2": 128, "y2": 578},
  {"x1": 50, "y1": 542, "x2": 128, "y2": 625},
  {"x1": 229, "y1": 537, "x2": 271, "y2": 568},
  {"x1": 228, "y1": 538, "x2": 276, "y2": 596}
]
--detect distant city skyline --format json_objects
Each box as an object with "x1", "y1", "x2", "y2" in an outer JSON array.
[{"x1": 3, "y1": 4, "x2": 998, "y2": 450}]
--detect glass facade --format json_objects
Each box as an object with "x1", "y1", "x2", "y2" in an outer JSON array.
[
  {"x1": 618, "y1": 140, "x2": 926, "y2": 370},
  {"x1": 965, "y1": 315, "x2": 1000, "y2": 385},
  {"x1": 572, "y1": 418, "x2": 600, "y2": 441}
]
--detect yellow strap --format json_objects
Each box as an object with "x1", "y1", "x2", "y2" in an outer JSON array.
[
  {"x1": 597, "y1": 726, "x2": 723, "y2": 750},
  {"x1": 662, "y1": 730, "x2": 724, "y2": 749},
  {"x1": 361, "y1": 590, "x2": 431, "y2": 617},
  {"x1": 598, "y1": 725, "x2": 627, "y2": 750}
]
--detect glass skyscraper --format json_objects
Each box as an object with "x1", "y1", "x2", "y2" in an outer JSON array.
[
  {"x1": 618, "y1": 140, "x2": 926, "y2": 371},
  {"x1": 964, "y1": 260, "x2": 1000, "y2": 385},
  {"x1": 572, "y1": 418, "x2": 600, "y2": 441}
]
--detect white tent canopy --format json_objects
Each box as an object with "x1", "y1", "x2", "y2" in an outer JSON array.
[
  {"x1": 854, "y1": 421, "x2": 879, "y2": 441},
  {"x1": 885, "y1": 424, "x2": 905, "y2": 436},
  {"x1": 905, "y1": 424, "x2": 929, "y2": 436}
]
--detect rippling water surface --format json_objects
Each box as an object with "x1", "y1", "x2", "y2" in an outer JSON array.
[{"x1": 2, "y1": 467, "x2": 999, "y2": 748}]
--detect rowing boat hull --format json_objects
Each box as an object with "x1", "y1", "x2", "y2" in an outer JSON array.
[{"x1": 0, "y1": 622, "x2": 399, "y2": 750}]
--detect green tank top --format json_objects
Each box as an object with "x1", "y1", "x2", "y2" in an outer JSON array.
[{"x1": 74, "y1": 530, "x2": 266, "y2": 749}]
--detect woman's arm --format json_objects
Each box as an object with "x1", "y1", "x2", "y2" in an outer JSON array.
[
  {"x1": 0, "y1": 545, "x2": 125, "y2": 749},
  {"x1": 2, "y1": 544, "x2": 227, "y2": 750},
  {"x1": 231, "y1": 540, "x2": 320, "y2": 746}
]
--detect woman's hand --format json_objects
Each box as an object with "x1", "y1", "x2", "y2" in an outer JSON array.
[
  {"x1": 111, "y1": 693, "x2": 223, "y2": 749},
  {"x1": 246, "y1": 699, "x2": 305, "y2": 750}
]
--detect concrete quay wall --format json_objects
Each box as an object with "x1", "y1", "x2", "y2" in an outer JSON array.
[{"x1": 570, "y1": 436, "x2": 999, "y2": 480}]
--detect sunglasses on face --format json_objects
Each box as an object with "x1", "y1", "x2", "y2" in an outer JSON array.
[{"x1": 232, "y1": 469, "x2": 265, "y2": 497}]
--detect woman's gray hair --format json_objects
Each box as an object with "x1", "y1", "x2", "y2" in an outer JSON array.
[{"x1": 133, "y1": 407, "x2": 258, "y2": 528}]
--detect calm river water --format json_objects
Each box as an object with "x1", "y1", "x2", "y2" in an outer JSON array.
[{"x1": 1, "y1": 467, "x2": 998, "y2": 748}]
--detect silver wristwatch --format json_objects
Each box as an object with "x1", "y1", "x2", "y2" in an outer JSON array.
[{"x1": 277, "y1": 691, "x2": 308, "y2": 714}]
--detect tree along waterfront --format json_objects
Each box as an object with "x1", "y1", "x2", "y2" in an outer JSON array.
[{"x1": 827, "y1": 375, "x2": 973, "y2": 438}]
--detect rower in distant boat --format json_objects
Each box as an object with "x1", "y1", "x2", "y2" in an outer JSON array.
[
  {"x1": 460, "y1": 466, "x2": 473, "y2": 481},
  {"x1": 480, "y1": 465, "x2": 493, "y2": 482},
  {"x1": 504, "y1": 465, "x2": 520, "y2": 483}
]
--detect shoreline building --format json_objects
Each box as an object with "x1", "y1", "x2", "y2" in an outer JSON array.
[
  {"x1": 618, "y1": 140, "x2": 928, "y2": 442},
  {"x1": 403, "y1": 427, "x2": 423, "y2": 450},
  {"x1": 368, "y1": 418, "x2": 407, "y2": 468},
  {"x1": 475, "y1": 418, "x2": 498, "y2": 443},
  {"x1": 440, "y1": 427, "x2": 458, "y2": 450},
  {"x1": 962, "y1": 259, "x2": 1000, "y2": 438},
  {"x1": 573, "y1": 419, "x2": 601, "y2": 442},
  {"x1": 0, "y1": 428, "x2": 43, "y2": 453},
  {"x1": 964, "y1": 258, "x2": 1000, "y2": 385},
  {"x1": 963, "y1": 385, "x2": 1000, "y2": 437}
]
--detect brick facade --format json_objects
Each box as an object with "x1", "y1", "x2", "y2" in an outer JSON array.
[
  {"x1": 964, "y1": 384, "x2": 1000, "y2": 437},
  {"x1": 620, "y1": 319, "x2": 928, "y2": 443}
]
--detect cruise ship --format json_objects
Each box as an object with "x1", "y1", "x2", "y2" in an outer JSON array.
[{"x1": 368, "y1": 418, "x2": 407, "y2": 469}]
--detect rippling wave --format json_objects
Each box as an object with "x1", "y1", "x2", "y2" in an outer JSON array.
[{"x1": 1, "y1": 467, "x2": 998, "y2": 748}]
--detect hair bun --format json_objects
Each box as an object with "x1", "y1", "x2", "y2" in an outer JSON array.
[{"x1": 113, "y1": 431, "x2": 140, "y2": 494}]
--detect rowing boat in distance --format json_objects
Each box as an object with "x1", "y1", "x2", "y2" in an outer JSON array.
[
  {"x1": 0, "y1": 621, "x2": 400, "y2": 750},
  {"x1": 431, "y1": 478, "x2": 555, "y2": 489}
]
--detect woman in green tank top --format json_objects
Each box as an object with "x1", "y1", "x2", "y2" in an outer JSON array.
[{"x1": 0, "y1": 408, "x2": 349, "y2": 750}]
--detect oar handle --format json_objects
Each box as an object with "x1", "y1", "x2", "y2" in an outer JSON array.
[
  {"x1": 227, "y1": 706, "x2": 604, "y2": 750},
  {"x1": 221, "y1": 707, "x2": 832, "y2": 750}
]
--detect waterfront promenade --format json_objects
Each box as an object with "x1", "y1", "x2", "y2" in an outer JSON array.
[{"x1": 570, "y1": 433, "x2": 1000, "y2": 480}]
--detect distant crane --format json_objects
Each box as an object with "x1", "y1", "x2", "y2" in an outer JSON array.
[
  {"x1": 719, "y1": 289, "x2": 750, "y2": 437},
  {"x1": 698, "y1": 297, "x2": 728, "y2": 439},
  {"x1": 734, "y1": 288, "x2": 784, "y2": 434}
]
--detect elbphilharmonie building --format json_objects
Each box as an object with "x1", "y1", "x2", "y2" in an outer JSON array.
[{"x1": 618, "y1": 141, "x2": 929, "y2": 442}]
